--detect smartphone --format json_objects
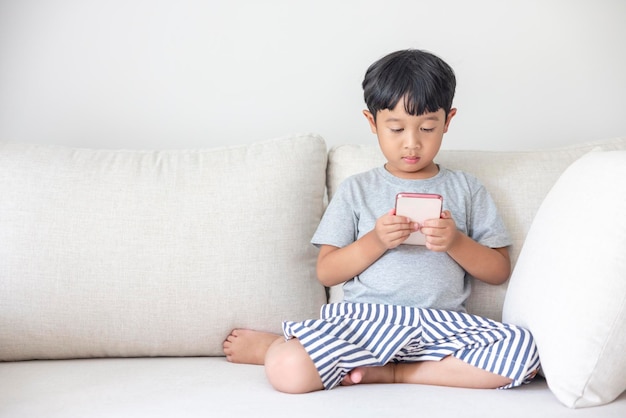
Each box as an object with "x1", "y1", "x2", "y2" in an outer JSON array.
[{"x1": 394, "y1": 193, "x2": 443, "y2": 245}]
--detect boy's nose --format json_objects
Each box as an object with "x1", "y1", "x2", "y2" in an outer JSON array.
[{"x1": 403, "y1": 133, "x2": 421, "y2": 149}]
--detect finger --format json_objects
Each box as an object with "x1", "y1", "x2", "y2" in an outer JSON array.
[
  {"x1": 384, "y1": 215, "x2": 413, "y2": 227},
  {"x1": 387, "y1": 222, "x2": 417, "y2": 234},
  {"x1": 383, "y1": 229, "x2": 413, "y2": 248},
  {"x1": 420, "y1": 227, "x2": 437, "y2": 238},
  {"x1": 425, "y1": 241, "x2": 446, "y2": 252}
]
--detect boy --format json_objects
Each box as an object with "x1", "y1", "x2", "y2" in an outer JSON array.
[{"x1": 223, "y1": 49, "x2": 540, "y2": 394}]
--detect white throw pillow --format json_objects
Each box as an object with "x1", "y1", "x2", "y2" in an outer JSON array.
[
  {"x1": 503, "y1": 151, "x2": 626, "y2": 408},
  {"x1": 0, "y1": 135, "x2": 328, "y2": 360}
]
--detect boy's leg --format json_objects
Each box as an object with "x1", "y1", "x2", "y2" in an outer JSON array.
[
  {"x1": 265, "y1": 337, "x2": 324, "y2": 394},
  {"x1": 223, "y1": 329, "x2": 282, "y2": 365},
  {"x1": 342, "y1": 356, "x2": 512, "y2": 389}
]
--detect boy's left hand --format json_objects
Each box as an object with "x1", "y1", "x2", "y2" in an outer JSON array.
[{"x1": 420, "y1": 210, "x2": 458, "y2": 252}]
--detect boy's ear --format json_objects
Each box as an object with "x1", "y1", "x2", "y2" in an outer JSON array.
[
  {"x1": 363, "y1": 110, "x2": 377, "y2": 134},
  {"x1": 443, "y1": 108, "x2": 457, "y2": 133}
]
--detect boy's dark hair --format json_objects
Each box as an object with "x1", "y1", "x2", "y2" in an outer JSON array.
[{"x1": 362, "y1": 49, "x2": 456, "y2": 120}]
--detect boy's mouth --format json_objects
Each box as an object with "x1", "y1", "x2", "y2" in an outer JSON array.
[{"x1": 402, "y1": 156, "x2": 420, "y2": 164}]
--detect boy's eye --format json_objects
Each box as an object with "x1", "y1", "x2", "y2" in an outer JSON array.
[
  {"x1": 390, "y1": 128, "x2": 404, "y2": 133},
  {"x1": 421, "y1": 127, "x2": 435, "y2": 133}
]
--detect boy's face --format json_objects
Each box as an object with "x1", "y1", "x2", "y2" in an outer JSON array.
[{"x1": 364, "y1": 101, "x2": 456, "y2": 180}]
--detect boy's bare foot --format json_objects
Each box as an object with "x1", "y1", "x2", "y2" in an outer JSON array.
[
  {"x1": 223, "y1": 329, "x2": 282, "y2": 365},
  {"x1": 341, "y1": 365, "x2": 396, "y2": 386}
]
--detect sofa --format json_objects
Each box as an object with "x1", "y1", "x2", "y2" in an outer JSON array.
[{"x1": 1, "y1": 134, "x2": 625, "y2": 417}]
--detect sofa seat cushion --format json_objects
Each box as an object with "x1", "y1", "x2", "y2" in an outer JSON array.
[
  {"x1": 0, "y1": 135, "x2": 328, "y2": 360},
  {"x1": 1, "y1": 358, "x2": 625, "y2": 417}
]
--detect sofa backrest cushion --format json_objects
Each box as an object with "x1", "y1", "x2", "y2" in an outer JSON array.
[
  {"x1": 0, "y1": 135, "x2": 328, "y2": 361},
  {"x1": 326, "y1": 137, "x2": 626, "y2": 321}
]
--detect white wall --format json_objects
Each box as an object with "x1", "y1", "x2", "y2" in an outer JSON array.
[{"x1": 1, "y1": 0, "x2": 625, "y2": 150}]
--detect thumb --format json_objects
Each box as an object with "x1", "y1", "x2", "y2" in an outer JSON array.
[{"x1": 440, "y1": 210, "x2": 451, "y2": 219}]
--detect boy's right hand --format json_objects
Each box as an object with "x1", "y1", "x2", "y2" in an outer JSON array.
[{"x1": 374, "y1": 209, "x2": 420, "y2": 249}]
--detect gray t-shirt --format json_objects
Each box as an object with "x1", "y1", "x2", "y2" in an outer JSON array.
[{"x1": 311, "y1": 165, "x2": 511, "y2": 312}]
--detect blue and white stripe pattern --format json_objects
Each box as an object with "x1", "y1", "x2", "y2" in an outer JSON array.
[{"x1": 282, "y1": 302, "x2": 540, "y2": 390}]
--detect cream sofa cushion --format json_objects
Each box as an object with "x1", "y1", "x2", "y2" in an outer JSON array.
[
  {"x1": 503, "y1": 150, "x2": 626, "y2": 408},
  {"x1": 0, "y1": 135, "x2": 328, "y2": 361},
  {"x1": 326, "y1": 137, "x2": 626, "y2": 321}
]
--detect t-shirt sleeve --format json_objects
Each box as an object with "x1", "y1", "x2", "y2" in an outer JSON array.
[
  {"x1": 311, "y1": 179, "x2": 358, "y2": 249},
  {"x1": 467, "y1": 178, "x2": 511, "y2": 249}
]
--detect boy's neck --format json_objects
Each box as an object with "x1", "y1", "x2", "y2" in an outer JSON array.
[{"x1": 384, "y1": 162, "x2": 440, "y2": 180}]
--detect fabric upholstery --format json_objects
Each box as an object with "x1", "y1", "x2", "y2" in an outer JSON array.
[
  {"x1": 503, "y1": 150, "x2": 626, "y2": 408},
  {"x1": 1, "y1": 357, "x2": 625, "y2": 417},
  {"x1": 0, "y1": 135, "x2": 328, "y2": 360}
]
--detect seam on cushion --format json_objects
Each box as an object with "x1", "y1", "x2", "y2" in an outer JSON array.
[{"x1": 574, "y1": 289, "x2": 626, "y2": 408}]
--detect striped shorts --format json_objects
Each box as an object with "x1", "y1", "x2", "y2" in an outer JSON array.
[{"x1": 282, "y1": 302, "x2": 540, "y2": 390}]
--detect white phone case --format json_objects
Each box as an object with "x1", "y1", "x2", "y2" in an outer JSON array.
[{"x1": 395, "y1": 193, "x2": 443, "y2": 245}]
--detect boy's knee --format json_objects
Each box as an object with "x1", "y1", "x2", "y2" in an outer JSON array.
[{"x1": 264, "y1": 338, "x2": 322, "y2": 394}]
